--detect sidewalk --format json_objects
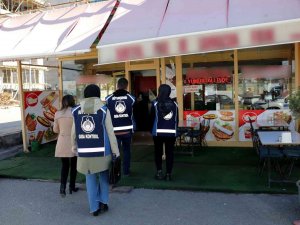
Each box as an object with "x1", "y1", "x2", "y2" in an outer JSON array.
[{"x1": 0, "y1": 178, "x2": 299, "y2": 225}]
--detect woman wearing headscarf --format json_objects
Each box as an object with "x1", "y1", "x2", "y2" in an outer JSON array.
[
  {"x1": 71, "y1": 84, "x2": 120, "y2": 216},
  {"x1": 150, "y1": 84, "x2": 178, "y2": 181}
]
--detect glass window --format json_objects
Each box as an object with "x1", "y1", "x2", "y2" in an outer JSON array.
[{"x1": 238, "y1": 44, "x2": 294, "y2": 142}]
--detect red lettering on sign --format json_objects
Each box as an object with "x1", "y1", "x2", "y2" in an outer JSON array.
[
  {"x1": 200, "y1": 33, "x2": 239, "y2": 51},
  {"x1": 116, "y1": 45, "x2": 143, "y2": 61},
  {"x1": 185, "y1": 77, "x2": 231, "y2": 85},
  {"x1": 154, "y1": 41, "x2": 169, "y2": 55},
  {"x1": 251, "y1": 28, "x2": 274, "y2": 44},
  {"x1": 179, "y1": 38, "x2": 188, "y2": 53},
  {"x1": 290, "y1": 33, "x2": 300, "y2": 41}
]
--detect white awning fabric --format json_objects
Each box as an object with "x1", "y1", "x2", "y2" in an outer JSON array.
[
  {"x1": 0, "y1": 0, "x2": 115, "y2": 61},
  {"x1": 97, "y1": 0, "x2": 300, "y2": 65}
]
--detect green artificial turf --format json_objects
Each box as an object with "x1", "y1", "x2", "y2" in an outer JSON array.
[{"x1": 0, "y1": 142, "x2": 299, "y2": 194}]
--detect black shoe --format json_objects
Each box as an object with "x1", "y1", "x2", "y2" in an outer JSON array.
[
  {"x1": 60, "y1": 186, "x2": 66, "y2": 198},
  {"x1": 100, "y1": 202, "x2": 109, "y2": 212},
  {"x1": 69, "y1": 187, "x2": 79, "y2": 194},
  {"x1": 92, "y1": 208, "x2": 101, "y2": 216},
  {"x1": 165, "y1": 173, "x2": 172, "y2": 181},
  {"x1": 155, "y1": 170, "x2": 164, "y2": 180}
]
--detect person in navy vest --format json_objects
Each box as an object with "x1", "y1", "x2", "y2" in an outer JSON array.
[
  {"x1": 105, "y1": 78, "x2": 135, "y2": 176},
  {"x1": 71, "y1": 84, "x2": 120, "y2": 216},
  {"x1": 150, "y1": 84, "x2": 178, "y2": 181}
]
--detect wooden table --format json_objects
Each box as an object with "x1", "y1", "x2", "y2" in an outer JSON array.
[
  {"x1": 257, "y1": 131, "x2": 300, "y2": 187},
  {"x1": 256, "y1": 119, "x2": 289, "y2": 131}
]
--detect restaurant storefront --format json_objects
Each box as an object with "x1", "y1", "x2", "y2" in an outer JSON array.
[
  {"x1": 1, "y1": 0, "x2": 300, "y2": 149},
  {"x1": 63, "y1": 42, "x2": 296, "y2": 147}
]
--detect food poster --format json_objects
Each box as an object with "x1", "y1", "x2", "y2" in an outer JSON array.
[
  {"x1": 238, "y1": 109, "x2": 293, "y2": 141},
  {"x1": 24, "y1": 91, "x2": 59, "y2": 146},
  {"x1": 183, "y1": 110, "x2": 236, "y2": 141}
]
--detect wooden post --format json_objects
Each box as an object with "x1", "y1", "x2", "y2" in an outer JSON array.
[
  {"x1": 58, "y1": 60, "x2": 63, "y2": 108},
  {"x1": 175, "y1": 56, "x2": 183, "y2": 120},
  {"x1": 295, "y1": 43, "x2": 300, "y2": 90},
  {"x1": 233, "y1": 50, "x2": 239, "y2": 141},
  {"x1": 154, "y1": 58, "x2": 160, "y2": 93},
  {"x1": 295, "y1": 43, "x2": 300, "y2": 131},
  {"x1": 125, "y1": 61, "x2": 131, "y2": 92},
  {"x1": 161, "y1": 58, "x2": 166, "y2": 84},
  {"x1": 113, "y1": 73, "x2": 117, "y2": 91},
  {"x1": 17, "y1": 61, "x2": 28, "y2": 152},
  {"x1": 190, "y1": 63, "x2": 194, "y2": 110}
]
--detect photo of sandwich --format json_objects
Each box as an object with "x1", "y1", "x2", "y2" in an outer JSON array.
[
  {"x1": 37, "y1": 116, "x2": 51, "y2": 127},
  {"x1": 48, "y1": 104, "x2": 57, "y2": 114},
  {"x1": 212, "y1": 120, "x2": 234, "y2": 141},
  {"x1": 220, "y1": 111, "x2": 233, "y2": 117},
  {"x1": 44, "y1": 127, "x2": 58, "y2": 141},
  {"x1": 220, "y1": 115, "x2": 234, "y2": 121},
  {"x1": 43, "y1": 111, "x2": 55, "y2": 122},
  {"x1": 203, "y1": 114, "x2": 218, "y2": 120}
]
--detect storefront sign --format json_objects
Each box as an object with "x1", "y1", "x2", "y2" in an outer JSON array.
[
  {"x1": 98, "y1": 19, "x2": 300, "y2": 64},
  {"x1": 185, "y1": 77, "x2": 231, "y2": 85},
  {"x1": 24, "y1": 91, "x2": 59, "y2": 146}
]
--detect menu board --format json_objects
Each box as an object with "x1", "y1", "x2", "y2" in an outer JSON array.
[{"x1": 24, "y1": 91, "x2": 59, "y2": 146}]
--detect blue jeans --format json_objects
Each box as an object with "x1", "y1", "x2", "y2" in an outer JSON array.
[
  {"x1": 116, "y1": 133, "x2": 132, "y2": 175},
  {"x1": 85, "y1": 170, "x2": 109, "y2": 213}
]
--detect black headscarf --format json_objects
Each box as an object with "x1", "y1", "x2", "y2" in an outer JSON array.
[
  {"x1": 84, "y1": 84, "x2": 100, "y2": 98},
  {"x1": 157, "y1": 84, "x2": 173, "y2": 117}
]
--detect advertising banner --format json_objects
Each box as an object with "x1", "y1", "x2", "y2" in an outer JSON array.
[
  {"x1": 184, "y1": 110, "x2": 236, "y2": 142},
  {"x1": 238, "y1": 109, "x2": 293, "y2": 141},
  {"x1": 24, "y1": 91, "x2": 59, "y2": 146}
]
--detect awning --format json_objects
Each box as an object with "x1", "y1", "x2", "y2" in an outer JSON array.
[
  {"x1": 97, "y1": 0, "x2": 300, "y2": 65},
  {"x1": 0, "y1": 0, "x2": 116, "y2": 61}
]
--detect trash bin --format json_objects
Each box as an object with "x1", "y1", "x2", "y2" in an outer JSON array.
[
  {"x1": 296, "y1": 180, "x2": 300, "y2": 204},
  {"x1": 31, "y1": 141, "x2": 40, "y2": 152}
]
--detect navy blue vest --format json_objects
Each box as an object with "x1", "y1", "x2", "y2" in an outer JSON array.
[
  {"x1": 152, "y1": 100, "x2": 178, "y2": 137},
  {"x1": 105, "y1": 93, "x2": 135, "y2": 132},
  {"x1": 72, "y1": 105, "x2": 110, "y2": 157}
]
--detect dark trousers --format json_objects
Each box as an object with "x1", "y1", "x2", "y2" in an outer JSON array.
[
  {"x1": 116, "y1": 133, "x2": 132, "y2": 175},
  {"x1": 60, "y1": 157, "x2": 77, "y2": 189},
  {"x1": 153, "y1": 136, "x2": 176, "y2": 174}
]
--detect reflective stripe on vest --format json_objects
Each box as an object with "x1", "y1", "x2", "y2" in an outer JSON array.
[
  {"x1": 157, "y1": 129, "x2": 176, "y2": 134},
  {"x1": 113, "y1": 125, "x2": 134, "y2": 131}
]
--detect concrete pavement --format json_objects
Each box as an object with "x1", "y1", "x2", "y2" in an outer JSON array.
[{"x1": 0, "y1": 178, "x2": 300, "y2": 225}]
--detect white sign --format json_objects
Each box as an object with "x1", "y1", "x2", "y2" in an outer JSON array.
[
  {"x1": 184, "y1": 85, "x2": 201, "y2": 93},
  {"x1": 98, "y1": 19, "x2": 300, "y2": 64}
]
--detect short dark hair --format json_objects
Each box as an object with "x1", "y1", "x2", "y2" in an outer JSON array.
[
  {"x1": 61, "y1": 95, "x2": 75, "y2": 110},
  {"x1": 84, "y1": 84, "x2": 100, "y2": 98},
  {"x1": 117, "y1": 78, "x2": 128, "y2": 90}
]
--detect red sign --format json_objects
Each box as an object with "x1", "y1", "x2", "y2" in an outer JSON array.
[
  {"x1": 185, "y1": 77, "x2": 231, "y2": 85},
  {"x1": 238, "y1": 110, "x2": 264, "y2": 126}
]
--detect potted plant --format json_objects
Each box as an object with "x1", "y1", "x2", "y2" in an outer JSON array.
[{"x1": 288, "y1": 90, "x2": 300, "y2": 119}]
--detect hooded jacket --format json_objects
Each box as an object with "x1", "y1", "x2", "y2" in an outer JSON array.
[
  {"x1": 71, "y1": 97, "x2": 119, "y2": 174},
  {"x1": 151, "y1": 84, "x2": 178, "y2": 137}
]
